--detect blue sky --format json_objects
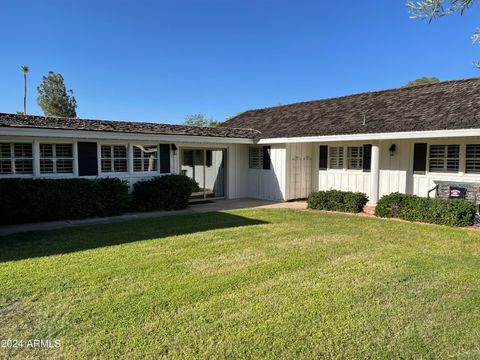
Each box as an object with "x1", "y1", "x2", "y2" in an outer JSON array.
[{"x1": 0, "y1": 0, "x2": 479, "y2": 124}]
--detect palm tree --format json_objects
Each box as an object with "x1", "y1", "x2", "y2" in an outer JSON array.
[{"x1": 20, "y1": 65, "x2": 29, "y2": 115}]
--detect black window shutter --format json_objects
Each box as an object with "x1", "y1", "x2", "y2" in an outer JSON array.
[
  {"x1": 319, "y1": 145, "x2": 328, "y2": 170},
  {"x1": 78, "y1": 142, "x2": 98, "y2": 176},
  {"x1": 363, "y1": 144, "x2": 372, "y2": 172},
  {"x1": 263, "y1": 146, "x2": 271, "y2": 170},
  {"x1": 159, "y1": 144, "x2": 171, "y2": 173},
  {"x1": 413, "y1": 143, "x2": 427, "y2": 174}
]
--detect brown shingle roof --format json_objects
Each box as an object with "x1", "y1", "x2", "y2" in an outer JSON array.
[
  {"x1": 0, "y1": 113, "x2": 260, "y2": 139},
  {"x1": 220, "y1": 77, "x2": 480, "y2": 139}
]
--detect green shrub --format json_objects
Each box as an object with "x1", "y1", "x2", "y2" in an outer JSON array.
[
  {"x1": 375, "y1": 192, "x2": 476, "y2": 227},
  {"x1": 131, "y1": 175, "x2": 198, "y2": 211},
  {"x1": 0, "y1": 178, "x2": 129, "y2": 225},
  {"x1": 307, "y1": 190, "x2": 369, "y2": 213}
]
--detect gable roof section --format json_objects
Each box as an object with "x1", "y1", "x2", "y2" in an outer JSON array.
[
  {"x1": 0, "y1": 113, "x2": 260, "y2": 139},
  {"x1": 220, "y1": 78, "x2": 480, "y2": 139}
]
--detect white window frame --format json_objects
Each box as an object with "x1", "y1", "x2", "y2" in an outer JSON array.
[
  {"x1": 39, "y1": 143, "x2": 74, "y2": 175},
  {"x1": 466, "y1": 144, "x2": 480, "y2": 174},
  {"x1": 100, "y1": 144, "x2": 128, "y2": 173},
  {"x1": 133, "y1": 144, "x2": 160, "y2": 173},
  {"x1": 347, "y1": 146, "x2": 363, "y2": 170},
  {"x1": 428, "y1": 144, "x2": 460, "y2": 173},
  {"x1": 249, "y1": 146, "x2": 264, "y2": 170},
  {"x1": 328, "y1": 146, "x2": 344, "y2": 169},
  {"x1": 0, "y1": 142, "x2": 33, "y2": 176}
]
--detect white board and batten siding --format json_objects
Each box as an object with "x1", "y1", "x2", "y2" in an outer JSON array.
[
  {"x1": 246, "y1": 144, "x2": 287, "y2": 201},
  {"x1": 286, "y1": 143, "x2": 314, "y2": 200}
]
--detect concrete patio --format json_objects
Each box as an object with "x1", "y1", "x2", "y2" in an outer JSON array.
[{"x1": 0, "y1": 198, "x2": 307, "y2": 236}]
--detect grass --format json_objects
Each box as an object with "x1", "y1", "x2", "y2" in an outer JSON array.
[{"x1": 2, "y1": 209, "x2": 480, "y2": 359}]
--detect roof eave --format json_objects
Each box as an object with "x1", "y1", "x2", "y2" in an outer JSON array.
[
  {"x1": 0, "y1": 127, "x2": 256, "y2": 144},
  {"x1": 257, "y1": 129, "x2": 480, "y2": 144}
]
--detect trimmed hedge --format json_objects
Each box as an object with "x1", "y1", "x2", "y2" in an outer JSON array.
[
  {"x1": 307, "y1": 190, "x2": 369, "y2": 213},
  {"x1": 375, "y1": 192, "x2": 476, "y2": 227},
  {"x1": 131, "y1": 175, "x2": 199, "y2": 211},
  {"x1": 0, "y1": 178, "x2": 129, "y2": 225}
]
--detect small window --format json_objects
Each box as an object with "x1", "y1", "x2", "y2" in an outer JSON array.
[
  {"x1": 466, "y1": 144, "x2": 480, "y2": 174},
  {"x1": 329, "y1": 146, "x2": 344, "y2": 169},
  {"x1": 429, "y1": 144, "x2": 459, "y2": 173},
  {"x1": 347, "y1": 146, "x2": 363, "y2": 170},
  {"x1": 101, "y1": 145, "x2": 128, "y2": 173},
  {"x1": 0, "y1": 143, "x2": 33, "y2": 175},
  {"x1": 40, "y1": 144, "x2": 74, "y2": 174},
  {"x1": 133, "y1": 145, "x2": 158, "y2": 172},
  {"x1": 249, "y1": 147, "x2": 263, "y2": 169}
]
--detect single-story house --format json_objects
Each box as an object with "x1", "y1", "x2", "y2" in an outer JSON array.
[{"x1": 2, "y1": 77, "x2": 480, "y2": 206}]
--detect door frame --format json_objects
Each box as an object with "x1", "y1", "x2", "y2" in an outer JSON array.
[{"x1": 179, "y1": 147, "x2": 227, "y2": 201}]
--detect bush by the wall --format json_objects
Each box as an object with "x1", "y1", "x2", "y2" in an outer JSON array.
[
  {"x1": 0, "y1": 178, "x2": 129, "y2": 225},
  {"x1": 375, "y1": 192, "x2": 476, "y2": 227},
  {"x1": 307, "y1": 190, "x2": 369, "y2": 213},
  {"x1": 131, "y1": 175, "x2": 198, "y2": 211}
]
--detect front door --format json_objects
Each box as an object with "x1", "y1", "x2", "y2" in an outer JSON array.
[{"x1": 180, "y1": 148, "x2": 226, "y2": 200}]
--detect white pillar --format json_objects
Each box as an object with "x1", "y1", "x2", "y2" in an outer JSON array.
[
  {"x1": 33, "y1": 140, "x2": 40, "y2": 178},
  {"x1": 128, "y1": 144, "x2": 134, "y2": 174},
  {"x1": 73, "y1": 141, "x2": 79, "y2": 176},
  {"x1": 370, "y1": 143, "x2": 380, "y2": 204}
]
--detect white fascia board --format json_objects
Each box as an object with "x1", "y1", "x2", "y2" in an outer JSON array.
[
  {"x1": 0, "y1": 127, "x2": 255, "y2": 144},
  {"x1": 257, "y1": 129, "x2": 480, "y2": 144}
]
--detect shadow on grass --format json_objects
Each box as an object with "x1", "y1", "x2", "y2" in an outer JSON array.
[{"x1": 0, "y1": 212, "x2": 268, "y2": 263}]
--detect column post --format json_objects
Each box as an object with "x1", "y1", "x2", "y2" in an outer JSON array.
[{"x1": 370, "y1": 142, "x2": 380, "y2": 204}]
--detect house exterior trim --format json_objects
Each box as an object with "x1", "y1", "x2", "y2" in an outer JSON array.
[
  {"x1": 257, "y1": 129, "x2": 480, "y2": 144},
  {"x1": 0, "y1": 127, "x2": 255, "y2": 144}
]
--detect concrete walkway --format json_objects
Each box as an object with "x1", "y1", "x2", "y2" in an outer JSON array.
[{"x1": 0, "y1": 199, "x2": 307, "y2": 236}]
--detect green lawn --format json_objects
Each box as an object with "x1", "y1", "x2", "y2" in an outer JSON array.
[{"x1": 2, "y1": 209, "x2": 480, "y2": 359}]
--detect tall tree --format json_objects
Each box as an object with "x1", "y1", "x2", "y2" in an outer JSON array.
[
  {"x1": 20, "y1": 65, "x2": 29, "y2": 115},
  {"x1": 183, "y1": 113, "x2": 220, "y2": 127},
  {"x1": 403, "y1": 76, "x2": 440, "y2": 87},
  {"x1": 407, "y1": 0, "x2": 479, "y2": 65},
  {"x1": 37, "y1": 71, "x2": 77, "y2": 118}
]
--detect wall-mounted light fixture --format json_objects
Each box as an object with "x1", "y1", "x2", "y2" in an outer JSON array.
[
  {"x1": 170, "y1": 143, "x2": 178, "y2": 154},
  {"x1": 389, "y1": 144, "x2": 396, "y2": 156}
]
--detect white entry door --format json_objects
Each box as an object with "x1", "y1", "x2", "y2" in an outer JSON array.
[{"x1": 288, "y1": 143, "x2": 313, "y2": 199}]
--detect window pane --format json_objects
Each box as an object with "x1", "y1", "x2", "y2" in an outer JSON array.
[
  {"x1": 113, "y1": 145, "x2": 127, "y2": 158},
  {"x1": 249, "y1": 147, "x2": 263, "y2": 169},
  {"x1": 14, "y1": 143, "x2": 32, "y2": 158},
  {"x1": 429, "y1": 144, "x2": 459, "y2": 172},
  {"x1": 429, "y1": 159, "x2": 444, "y2": 172},
  {"x1": 40, "y1": 144, "x2": 54, "y2": 158},
  {"x1": 329, "y1": 147, "x2": 344, "y2": 169},
  {"x1": 0, "y1": 160, "x2": 12, "y2": 174},
  {"x1": 15, "y1": 159, "x2": 33, "y2": 174},
  {"x1": 133, "y1": 145, "x2": 158, "y2": 172},
  {"x1": 101, "y1": 146, "x2": 112, "y2": 158},
  {"x1": 40, "y1": 159, "x2": 54, "y2": 174},
  {"x1": 56, "y1": 144, "x2": 73, "y2": 158},
  {"x1": 0, "y1": 143, "x2": 11, "y2": 158},
  {"x1": 466, "y1": 144, "x2": 480, "y2": 173},
  {"x1": 446, "y1": 159, "x2": 459, "y2": 172},
  {"x1": 113, "y1": 159, "x2": 127, "y2": 172},
  {"x1": 101, "y1": 159, "x2": 112, "y2": 172},
  {"x1": 429, "y1": 145, "x2": 445, "y2": 158},
  {"x1": 56, "y1": 160, "x2": 73, "y2": 173},
  {"x1": 347, "y1": 146, "x2": 363, "y2": 170}
]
